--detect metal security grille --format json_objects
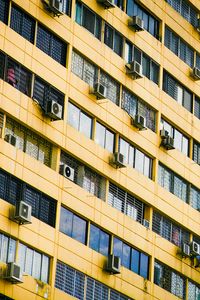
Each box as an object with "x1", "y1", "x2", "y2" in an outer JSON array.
[
  {"x1": 0, "y1": 169, "x2": 56, "y2": 227},
  {"x1": 108, "y1": 182, "x2": 144, "y2": 224},
  {"x1": 190, "y1": 185, "x2": 200, "y2": 211},
  {"x1": 5, "y1": 117, "x2": 52, "y2": 166},
  {"x1": 60, "y1": 152, "x2": 106, "y2": 200},
  {"x1": 0, "y1": 0, "x2": 9, "y2": 25},
  {"x1": 55, "y1": 261, "x2": 132, "y2": 300},
  {"x1": 188, "y1": 281, "x2": 200, "y2": 300},
  {"x1": 10, "y1": 5, "x2": 35, "y2": 43},
  {"x1": 99, "y1": 71, "x2": 120, "y2": 105},
  {"x1": 37, "y1": 24, "x2": 67, "y2": 66},
  {"x1": 152, "y1": 211, "x2": 190, "y2": 247}
]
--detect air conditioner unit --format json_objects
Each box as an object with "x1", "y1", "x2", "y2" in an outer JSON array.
[
  {"x1": 142, "y1": 219, "x2": 150, "y2": 229},
  {"x1": 128, "y1": 16, "x2": 144, "y2": 31},
  {"x1": 5, "y1": 262, "x2": 23, "y2": 283},
  {"x1": 49, "y1": 0, "x2": 64, "y2": 16},
  {"x1": 161, "y1": 136, "x2": 175, "y2": 150},
  {"x1": 160, "y1": 129, "x2": 169, "y2": 139},
  {"x1": 46, "y1": 100, "x2": 63, "y2": 120},
  {"x1": 192, "y1": 67, "x2": 200, "y2": 80},
  {"x1": 126, "y1": 61, "x2": 143, "y2": 79},
  {"x1": 91, "y1": 82, "x2": 107, "y2": 99},
  {"x1": 106, "y1": 254, "x2": 121, "y2": 274},
  {"x1": 97, "y1": 0, "x2": 115, "y2": 9},
  {"x1": 60, "y1": 164, "x2": 75, "y2": 181},
  {"x1": 13, "y1": 201, "x2": 32, "y2": 225},
  {"x1": 190, "y1": 241, "x2": 200, "y2": 256},
  {"x1": 4, "y1": 134, "x2": 16, "y2": 146},
  {"x1": 110, "y1": 152, "x2": 126, "y2": 168},
  {"x1": 180, "y1": 243, "x2": 190, "y2": 257},
  {"x1": 132, "y1": 114, "x2": 147, "y2": 130}
]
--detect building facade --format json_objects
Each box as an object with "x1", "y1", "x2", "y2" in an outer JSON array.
[{"x1": 0, "y1": 0, "x2": 200, "y2": 299}]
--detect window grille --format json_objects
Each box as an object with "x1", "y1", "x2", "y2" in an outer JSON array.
[
  {"x1": 188, "y1": 281, "x2": 200, "y2": 300},
  {"x1": 10, "y1": 5, "x2": 35, "y2": 43},
  {"x1": 190, "y1": 185, "x2": 200, "y2": 211},
  {"x1": 60, "y1": 152, "x2": 106, "y2": 200},
  {"x1": 37, "y1": 24, "x2": 67, "y2": 66},
  {"x1": 99, "y1": 71, "x2": 120, "y2": 105},
  {"x1": 55, "y1": 261, "x2": 133, "y2": 300},
  {"x1": 0, "y1": 0, "x2": 9, "y2": 25},
  {"x1": 152, "y1": 211, "x2": 190, "y2": 247},
  {"x1": 108, "y1": 182, "x2": 145, "y2": 224},
  {"x1": 0, "y1": 169, "x2": 57, "y2": 227}
]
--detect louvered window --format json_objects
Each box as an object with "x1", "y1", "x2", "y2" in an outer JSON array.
[
  {"x1": 152, "y1": 211, "x2": 190, "y2": 247},
  {"x1": 163, "y1": 71, "x2": 192, "y2": 112},
  {"x1": 99, "y1": 71, "x2": 120, "y2": 105},
  {"x1": 60, "y1": 152, "x2": 106, "y2": 200},
  {"x1": 37, "y1": 24, "x2": 67, "y2": 66},
  {"x1": 165, "y1": 26, "x2": 194, "y2": 67},
  {"x1": 0, "y1": 0, "x2": 9, "y2": 25},
  {"x1": 108, "y1": 182, "x2": 145, "y2": 224},
  {"x1": 10, "y1": 5, "x2": 35, "y2": 43},
  {"x1": 121, "y1": 88, "x2": 156, "y2": 132}
]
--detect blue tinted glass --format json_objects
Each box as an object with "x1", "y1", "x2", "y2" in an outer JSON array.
[
  {"x1": 122, "y1": 244, "x2": 131, "y2": 269},
  {"x1": 140, "y1": 253, "x2": 149, "y2": 278},
  {"x1": 75, "y1": 2, "x2": 82, "y2": 24},
  {"x1": 89, "y1": 224, "x2": 100, "y2": 252},
  {"x1": 113, "y1": 238, "x2": 123, "y2": 260},
  {"x1": 60, "y1": 207, "x2": 73, "y2": 236},
  {"x1": 72, "y1": 215, "x2": 87, "y2": 244},
  {"x1": 99, "y1": 231, "x2": 109, "y2": 256},
  {"x1": 131, "y1": 249, "x2": 139, "y2": 274}
]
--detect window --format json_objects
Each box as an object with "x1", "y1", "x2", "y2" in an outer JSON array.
[
  {"x1": 99, "y1": 71, "x2": 120, "y2": 105},
  {"x1": 125, "y1": 42, "x2": 159, "y2": 84},
  {"x1": 60, "y1": 152, "x2": 106, "y2": 200},
  {"x1": 0, "y1": 233, "x2": 16, "y2": 263},
  {"x1": 108, "y1": 182, "x2": 145, "y2": 224},
  {"x1": 188, "y1": 281, "x2": 200, "y2": 300},
  {"x1": 114, "y1": 0, "x2": 123, "y2": 10},
  {"x1": 121, "y1": 88, "x2": 156, "y2": 132},
  {"x1": 163, "y1": 71, "x2": 192, "y2": 112},
  {"x1": 154, "y1": 260, "x2": 186, "y2": 299},
  {"x1": 119, "y1": 137, "x2": 152, "y2": 178},
  {"x1": 0, "y1": 0, "x2": 9, "y2": 24},
  {"x1": 60, "y1": 206, "x2": 87, "y2": 244},
  {"x1": 63, "y1": 0, "x2": 71, "y2": 16},
  {"x1": 190, "y1": 186, "x2": 200, "y2": 211},
  {"x1": 71, "y1": 50, "x2": 97, "y2": 87},
  {"x1": 165, "y1": 0, "x2": 198, "y2": 27},
  {"x1": 67, "y1": 102, "x2": 92, "y2": 139},
  {"x1": 36, "y1": 24, "x2": 67, "y2": 66},
  {"x1": 0, "y1": 169, "x2": 57, "y2": 227},
  {"x1": 160, "y1": 118, "x2": 189, "y2": 156},
  {"x1": 76, "y1": 1, "x2": 102, "y2": 40},
  {"x1": 104, "y1": 23, "x2": 123, "y2": 57},
  {"x1": 10, "y1": 5, "x2": 35, "y2": 43},
  {"x1": 193, "y1": 140, "x2": 200, "y2": 165},
  {"x1": 194, "y1": 96, "x2": 200, "y2": 120},
  {"x1": 18, "y1": 243, "x2": 49, "y2": 282},
  {"x1": 5, "y1": 117, "x2": 52, "y2": 166},
  {"x1": 165, "y1": 26, "x2": 194, "y2": 67},
  {"x1": 113, "y1": 237, "x2": 149, "y2": 278},
  {"x1": 55, "y1": 261, "x2": 132, "y2": 300},
  {"x1": 158, "y1": 163, "x2": 188, "y2": 202},
  {"x1": 126, "y1": 0, "x2": 159, "y2": 39},
  {"x1": 89, "y1": 224, "x2": 110, "y2": 256},
  {"x1": 95, "y1": 122, "x2": 114, "y2": 152},
  {"x1": 152, "y1": 211, "x2": 190, "y2": 247}
]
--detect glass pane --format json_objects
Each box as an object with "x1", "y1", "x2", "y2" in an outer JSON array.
[
  {"x1": 79, "y1": 112, "x2": 92, "y2": 139},
  {"x1": 113, "y1": 238, "x2": 123, "y2": 261},
  {"x1": 60, "y1": 207, "x2": 73, "y2": 237},
  {"x1": 25, "y1": 248, "x2": 33, "y2": 275},
  {"x1": 82, "y1": 6, "x2": 95, "y2": 35},
  {"x1": 67, "y1": 102, "x2": 80, "y2": 130},
  {"x1": 18, "y1": 243, "x2": 26, "y2": 272},
  {"x1": 7, "y1": 238, "x2": 16, "y2": 263},
  {"x1": 105, "y1": 129, "x2": 114, "y2": 152},
  {"x1": 95, "y1": 122, "x2": 106, "y2": 149},
  {"x1": 72, "y1": 215, "x2": 87, "y2": 244},
  {"x1": 135, "y1": 149, "x2": 144, "y2": 174},
  {"x1": 1, "y1": 235, "x2": 8, "y2": 262},
  {"x1": 131, "y1": 249, "x2": 139, "y2": 274},
  {"x1": 122, "y1": 244, "x2": 131, "y2": 269},
  {"x1": 140, "y1": 253, "x2": 148, "y2": 278},
  {"x1": 99, "y1": 230, "x2": 109, "y2": 256},
  {"x1": 32, "y1": 251, "x2": 42, "y2": 279},
  {"x1": 41, "y1": 255, "x2": 49, "y2": 283},
  {"x1": 119, "y1": 138, "x2": 129, "y2": 164},
  {"x1": 89, "y1": 224, "x2": 100, "y2": 253},
  {"x1": 26, "y1": 133, "x2": 39, "y2": 160}
]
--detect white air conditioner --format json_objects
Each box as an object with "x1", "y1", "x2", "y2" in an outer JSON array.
[
  {"x1": 97, "y1": 0, "x2": 115, "y2": 9},
  {"x1": 60, "y1": 164, "x2": 75, "y2": 181},
  {"x1": 5, "y1": 262, "x2": 23, "y2": 283},
  {"x1": 190, "y1": 241, "x2": 200, "y2": 256},
  {"x1": 142, "y1": 219, "x2": 150, "y2": 229},
  {"x1": 49, "y1": 0, "x2": 64, "y2": 15},
  {"x1": 110, "y1": 152, "x2": 126, "y2": 168},
  {"x1": 160, "y1": 129, "x2": 169, "y2": 139},
  {"x1": 128, "y1": 16, "x2": 144, "y2": 31},
  {"x1": 91, "y1": 82, "x2": 107, "y2": 99},
  {"x1": 192, "y1": 67, "x2": 200, "y2": 80},
  {"x1": 181, "y1": 243, "x2": 190, "y2": 257},
  {"x1": 13, "y1": 201, "x2": 32, "y2": 225},
  {"x1": 106, "y1": 254, "x2": 121, "y2": 274},
  {"x1": 126, "y1": 61, "x2": 143, "y2": 79},
  {"x1": 161, "y1": 136, "x2": 175, "y2": 150},
  {"x1": 132, "y1": 114, "x2": 147, "y2": 130},
  {"x1": 5, "y1": 134, "x2": 16, "y2": 146},
  {"x1": 46, "y1": 100, "x2": 63, "y2": 120}
]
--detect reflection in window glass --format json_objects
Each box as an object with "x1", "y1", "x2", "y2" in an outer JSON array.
[
  {"x1": 89, "y1": 224, "x2": 109, "y2": 256},
  {"x1": 95, "y1": 122, "x2": 114, "y2": 152},
  {"x1": 79, "y1": 111, "x2": 92, "y2": 139},
  {"x1": 131, "y1": 249, "x2": 139, "y2": 274}
]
